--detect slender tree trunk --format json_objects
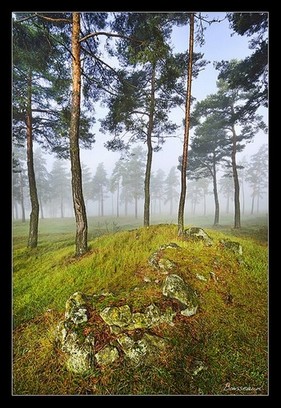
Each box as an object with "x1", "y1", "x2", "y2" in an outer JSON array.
[
  {"x1": 125, "y1": 197, "x2": 128, "y2": 217},
  {"x1": 231, "y1": 122, "x2": 241, "y2": 228},
  {"x1": 251, "y1": 194, "x2": 255, "y2": 215},
  {"x1": 39, "y1": 195, "x2": 44, "y2": 219},
  {"x1": 117, "y1": 183, "x2": 120, "y2": 218},
  {"x1": 203, "y1": 191, "x2": 206, "y2": 216},
  {"x1": 14, "y1": 201, "x2": 18, "y2": 220},
  {"x1": 144, "y1": 64, "x2": 156, "y2": 227},
  {"x1": 178, "y1": 13, "x2": 194, "y2": 235},
  {"x1": 226, "y1": 193, "x2": 230, "y2": 214},
  {"x1": 69, "y1": 12, "x2": 88, "y2": 256},
  {"x1": 101, "y1": 187, "x2": 104, "y2": 217},
  {"x1": 241, "y1": 179, "x2": 245, "y2": 215},
  {"x1": 19, "y1": 171, "x2": 26, "y2": 223},
  {"x1": 135, "y1": 196, "x2": 138, "y2": 219},
  {"x1": 159, "y1": 198, "x2": 161, "y2": 214},
  {"x1": 60, "y1": 195, "x2": 64, "y2": 218},
  {"x1": 170, "y1": 198, "x2": 173, "y2": 216},
  {"x1": 213, "y1": 159, "x2": 220, "y2": 226},
  {"x1": 26, "y1": 70, "x2": 39, "y2": 248}
]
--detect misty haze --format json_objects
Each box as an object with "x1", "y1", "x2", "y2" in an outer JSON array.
[{"x1": 12, "y1": 12, "x2": 268, "y2": 397}]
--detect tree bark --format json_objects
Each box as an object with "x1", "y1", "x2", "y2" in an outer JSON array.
[
  {"x1": 231, "y1": 122, "x2": 241, "y2": 228},
  {"x1": 178, "y1": 13, "x2": 194, "y2": 236},
  {"x1": 39, "y1": 195, "x2": 44, "y2": 219},
  {"x1": 213, "y1": 157, "x2": 220, "y2": 226},
  {"x1": 26, "y1": 70, "x2": 39, "y2": 248},
  {"x1": 134, "y1": 196, "x2": 138, "y2": 219},
  {"x1": 19, "y1": 171, "x2": 26, "y2": 223},
  {"x1": 116, "y1": 183, "x2": 120, "y2": 218},
  {"x1": 144, "y1": 63, "x2": 156, "y2": 227},
  {"x1": 69, "y1": 12, "x2": 88, "y2": 256}
]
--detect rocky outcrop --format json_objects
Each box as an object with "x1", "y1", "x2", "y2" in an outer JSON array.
[
  {"x1": 55, "y1": 229, "x2": 246, "y2": 374},
  {"x1": 184, "y1": 227, "x2": 213, "y2": 246},
  {"x1": 219, "y1": 239, "x2": 243, "y2": 255},
  {"x1": 55, "y1": 274, "x2": 198, "y2": 372},
  {"x1": 148, "y1": 242, "x2": 180, "y2": 274},
  {"x1": 163, "y1": 274, "x2": 199, "y2": 317}
]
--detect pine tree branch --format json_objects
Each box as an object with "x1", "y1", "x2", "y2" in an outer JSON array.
[
  {"x1": 35, "y1": 13, "x2": 72, "y2": 23},
  {"x1": 79, "y1": 31, "x2": 138, "y2": 44}
]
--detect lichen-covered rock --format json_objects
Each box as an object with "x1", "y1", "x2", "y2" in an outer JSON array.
[
  {"x1": 65, "y1": 291, "x2": 89, "y2": 325},
  {"x1": 181, "y1": 305, "x2": 198, "y2": 317},
  {"x1": 117, "y1": 333, "x2": 166, "y2": 364},
  {"x1": 100, "y1": 305, "x2": 132, "y2": 331},
  {"x1": 95, "y1": 345, "x2": 119, "y2": 366},
  {"x1": 220, "y1": 239, "x2": 243, "y2": 255},
  {"x1": 184, "y1": 227, "x2": 213, "y2": 245},
  {"x1": 148, "y1": 242, "x2": 180, "y2": 272},
  {"x1": 61, "y1": 331, "x2": 95, "y2": 373},
  {"x1": 163, "y1": 274, "x2": 198, "y2": 314}
]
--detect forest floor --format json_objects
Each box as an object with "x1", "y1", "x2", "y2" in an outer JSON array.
[{"x1": 12, "y1": 214, "x2": 268, "y2": 396}]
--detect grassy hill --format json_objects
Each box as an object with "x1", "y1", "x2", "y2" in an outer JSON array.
[{"x1": 12, "y1": 215, "x2": 268, "y2": 395}]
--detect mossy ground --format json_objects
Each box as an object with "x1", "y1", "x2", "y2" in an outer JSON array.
[{"x1": 12, "y1": 215, "x2": 268, "y2": 395}]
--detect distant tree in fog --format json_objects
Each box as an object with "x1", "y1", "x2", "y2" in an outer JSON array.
[
  {"x1": 193, "y1": 76, "x2": 267, "y2": 228},
  {"x1": 182, "y1": 113, "x2": 230, "y2": 225},
  {"x1": 245, "y1": 144, "x2": 268, "y2": 214},
  {"x1": 219, "y1": 173, "x2": 234, "y2": 214},
  {"x1": 34, "y1": 148, "x2": 50, "y2": 219},
  {"x1": 49, "y1": 159, "x2": 71, "y2": 218},
  {"x1": 109, "y1": 160, "x2": 125, "y2": 218},
  {"x1": 151, "y1": 169, "x2": 166, "y2": 215},
  {"x1": 13, "y1": 146, "x2": 28, "y2": 222},
  {"x1": 92, "y1": 163, "x2": 108, "y2": 217},
  {"x1": 81, "y1": 163, "x2": 94, "y2": 208},
  {"x1": 165, "y1": 166, "x2": 179, "y2": 216},
  {"x1": 121, "y1": 146, "x2": 146, "y2": 219}
]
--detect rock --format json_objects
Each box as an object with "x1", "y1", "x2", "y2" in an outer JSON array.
[
  {"x1": 163, "y1": 274, "x2": 199, "y2": 313},
  {"x1": 128, "y1": 312, "x2": 148, "y2": 330},
  {"x1": 117, "y1": 333, "x2": 166, "y2": 364},
  {"x1": 158, "y1": 258, "x2": 177, "y2": 274},
  {"x1": 65, "y1": 291, "x2": 89, "y2": 325},
  {"x1": 148, "y1": 242, "x2": 180, "y2": 273},
  {"x1": 60, "y1": 330, "x2": 95, "y2": 374},
  {"x1": 181, "y1": 305, "x2": 198, "y2": 317},
  {"x1": 95, "y1": 345, "x2": 119, "y2": 366},
  {"x1": 100, "y1": 305, "x2": 132, "y2": 331},
  {"x1": 184, "y1": 227, "x2": 213, "y2": 245},
  {"x1": 220, "y1": 239, "x2": 243, "y2": 255},
  {"x1": 145, "y1": 303, "x2": 162, "y2": 326},
  {"x1": 196, "y1": 273, "x2": 207, "y2": 282}
]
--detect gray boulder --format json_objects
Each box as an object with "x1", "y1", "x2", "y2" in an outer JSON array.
[
  {"x1": 95, "y1": 345, "x2": 119, "y2": 366},
  {"x1": 163, "y1": 274, "x2": 198, "y2": 316},
  {"x1": 65, "y1": 291, "x2": 89, "y2": 325},
  {"x1": 220, "y1": 239, "x2": 243, "y2": 255},
  {"x1": 184, "y1": 227, "x2": 213, "y2": 245}
]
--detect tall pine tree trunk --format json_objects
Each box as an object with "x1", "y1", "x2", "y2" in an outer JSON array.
[
  {"x1": 26, "y1": 70, "x2": 39, "y2": 247},
  {"x1": 19, "y1": 171, "x2": 26, "y2": 223},
  {"x1": 144, "y1": 64, "x2": 156, "y2": 227},
  {"x1": 69, "y1": 12, "x2": 88, "y2": 256},
  {"x1": 178, "y1": 13, "x2": 194, "y2": 235},
  {"x1": 251, "y1": 193, "x2": 255, "y2": 215},
  {"x1": 39, "y1": 195, "x2": 44, "y2": 219},
  {"x1": 213, "y1": 162, "x2": 220, "y2": 226},
  {"x1": 231, "y1": 122, "x2": 241, "y2": 228},
  {"x1": 134, "y1": 196, "x2": 138, "y2": 219},
  {"x1": 117, "y1": 183, "x2": 120, "y2": 218}
]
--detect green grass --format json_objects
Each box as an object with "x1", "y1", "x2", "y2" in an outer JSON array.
[{"x1": 12, "y1": 215, "x2": 268, "y2": 395}]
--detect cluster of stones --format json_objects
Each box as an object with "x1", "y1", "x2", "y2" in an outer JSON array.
[
  {"x1": 55, "y1": 271, "x2": 199, "y2": 373},
  {"x1": 55, "y1": 227, "x2": 242, "y2": 374}
]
